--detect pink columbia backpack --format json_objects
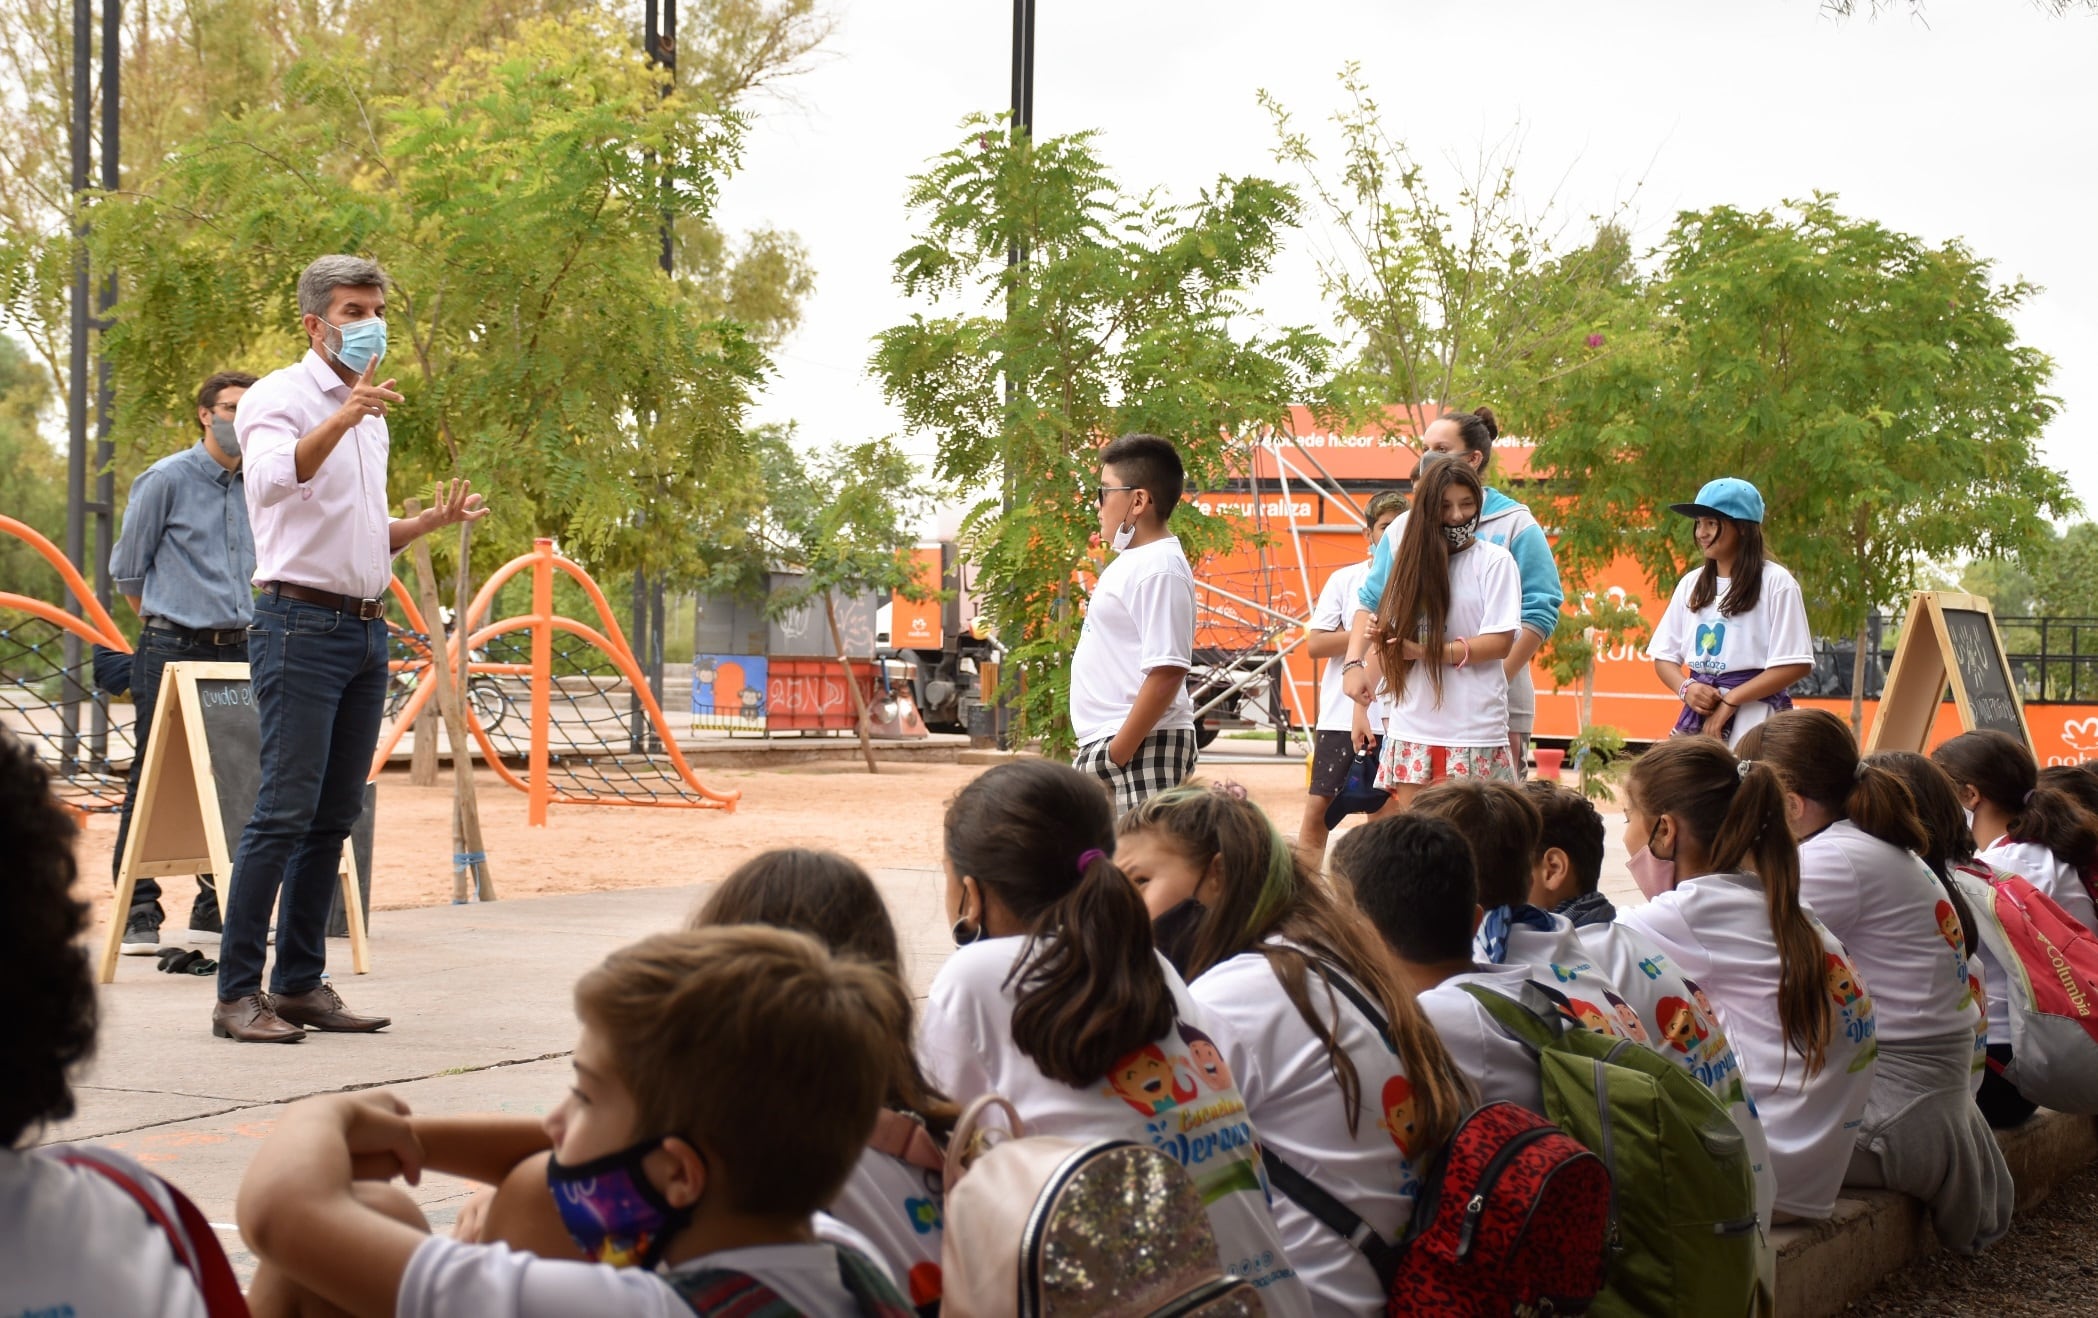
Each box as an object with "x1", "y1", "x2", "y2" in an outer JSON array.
[{"x1": 1954, "y1": 861, "x2": 2098, "y2": 1114}]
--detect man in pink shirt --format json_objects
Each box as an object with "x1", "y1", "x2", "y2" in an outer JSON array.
[{"x1": 215, "y1": 255, "x2": 487, "y2": 1043}]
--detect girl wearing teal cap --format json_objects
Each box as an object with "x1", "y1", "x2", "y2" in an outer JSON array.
[{"x1": 1650, "y1": 478, "x2": 1814, "y2": 749}]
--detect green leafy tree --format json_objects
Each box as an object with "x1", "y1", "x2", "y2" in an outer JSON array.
[
  {"x1": 0, "y1": 0, "x2": 826, "y2": 590},
  {"x1": 872, "y1": 117, "x2": 1334, "y2": 752},
  {"x1": 1260, "y1": 65, "x2": 1643, "y2": 439},
  {"x1": 1542, "y1": 587, "x2": 1651, "y2": 734},
  {"x1": 0, "y1": 337, "x2": 66, "y2": 604},
  {"x1": 755, "y1": 435, "x2": 935, "y2": 773},
  {"x1": 1536, "y1": 195, "x2": 2076, "y2": 732}
]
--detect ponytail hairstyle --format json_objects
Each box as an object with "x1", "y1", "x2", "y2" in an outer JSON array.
[
  {"x1": 942, "y1": 760, "x2": 1175, "y2": 1087},
  {"x1": 1861, "y1": 751, "x2": 1983, "y2": 958},
  {"x1": 1734, "y1": 709, "x2": 1927, "y2": 854},
  {"x1": 1373, "y1": 458, "x2": 1486, "y2": 706},
  {"x1": 694, "y1": 848, "x2": 957, "y2": 1138},
  {"x1": 1117, "y1": 782, "x2": 1470, "y2": 1149},
  {"x1": 1437, "y1": 406, "x2": 1499, "y2": 473},
  {"x1": 1934, "y1": 730, "x2": 2098, "y2": 880},
  {"x1": 1626, "y1": 738, "x2": 1833, "y2": 1078},
  {"x1": 2038, "y1": 763, "x2": 2098, "y2": 819},
  {"x1": 1685, "y1": 517, "x2": 1768, "y2": 618}
]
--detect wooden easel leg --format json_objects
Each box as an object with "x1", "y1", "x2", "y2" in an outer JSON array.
[
  {"x1": 99, "y1": 860, "x2": 139, "y2": 985},
  {"x1": 339, "y1": 857, "x2": 370, "y2": 975}
]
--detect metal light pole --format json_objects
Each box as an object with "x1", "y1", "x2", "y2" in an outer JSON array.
[
  {"x1": 995, "y1": 0, "x2": 1034, "y2": 751},
  {"x1": 630, "y1": 0, "x2": 676, "y2": 754},
  {"x1": 90, "y1": 0, "x2": 120, "y2": 768}
]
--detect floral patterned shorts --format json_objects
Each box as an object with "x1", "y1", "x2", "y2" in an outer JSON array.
[{"x1": 1375, "y1": 738, "x2": 1517, "y2": 789}]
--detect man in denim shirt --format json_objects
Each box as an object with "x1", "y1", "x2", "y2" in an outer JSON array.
[{"x1": 109, "y1": 370, "x2": 258, "y2": 954}]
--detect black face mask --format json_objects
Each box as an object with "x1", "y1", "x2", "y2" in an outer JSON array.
[{"x1": 1152, "y1": 898, "x2": 1208, "y2": 977}]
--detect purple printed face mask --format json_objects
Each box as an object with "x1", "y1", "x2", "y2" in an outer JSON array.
[
  {"x1": 546, "y1": 1136, "x2": 693, "y2": 1268},
  {"x1": 1627, "y1": 842, "x2": 1678, "y2": 900}
]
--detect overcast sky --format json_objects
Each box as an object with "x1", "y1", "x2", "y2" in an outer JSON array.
[{"x1": 716, "y1": 0, "x2": 2098, "y2": 514}]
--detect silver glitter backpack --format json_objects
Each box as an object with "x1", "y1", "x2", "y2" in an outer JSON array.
[{"x1": 939, "y1": 1095, "x2": 1265, "y2": 1317}]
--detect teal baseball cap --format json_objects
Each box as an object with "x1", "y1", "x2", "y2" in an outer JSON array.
[{"x1": 1669, "y1": 477, "x2": 1765, "y2": 524}]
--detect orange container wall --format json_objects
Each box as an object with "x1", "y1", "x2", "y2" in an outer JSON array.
[{"x1": 764, "y1": 657, "x2": 878, "y2": 732}]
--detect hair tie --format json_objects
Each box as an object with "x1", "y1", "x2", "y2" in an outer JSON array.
[
  {"x1": 2023, "y1": 790, "x2": 2036, "y2": 808},
  {"x1": 1854, "y1": 761, "x2": 1869, "y2": 782},
  {"x1": 1736, "y1": 758, "x2": 1753, "y2": 780},
  {"x1": 1209, "y1": 780, "x2": 1249, "y2": 803},
  {"x1": 1076, "y1": 848, "x2": 1107, "y2": 873}
]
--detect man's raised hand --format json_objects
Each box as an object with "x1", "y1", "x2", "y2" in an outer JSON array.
[
  {"x1": 344, "y1": 357, "x2": 404, "y2": 420},
  {"x1": 426, "y1": 477, "x2": 490, "y2": 528}
]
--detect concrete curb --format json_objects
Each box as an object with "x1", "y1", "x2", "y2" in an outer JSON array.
[{"x1": 1774, "y1": 1111, "x2": 2098, "y2": 1316}]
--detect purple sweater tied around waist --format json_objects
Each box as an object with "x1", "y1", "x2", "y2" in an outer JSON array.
[{"x1": 1672, "y1": 669, "x2": 1794, "y2": 737}]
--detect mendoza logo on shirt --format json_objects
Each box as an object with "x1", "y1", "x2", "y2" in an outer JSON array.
[
  {"x1": 1691, "y1": 621, "x2": 1727, "y2": 675},
  {"x1": 1826, "y1": 951, "x2": 1880, "y2": 1069}
]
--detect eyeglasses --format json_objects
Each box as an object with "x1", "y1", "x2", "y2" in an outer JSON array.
[{"x1": 1094, "y1": 484, "x2": 1138, "y2": 506}]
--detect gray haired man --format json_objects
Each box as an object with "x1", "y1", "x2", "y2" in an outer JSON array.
[{"x1": 211, "y1": 254, "x2": 488, "y2": 1043}]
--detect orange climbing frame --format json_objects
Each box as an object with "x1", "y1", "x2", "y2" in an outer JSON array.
[
  {"x1": 368, "y1": 539, "x2": 739, "y2": 821},
  {"x1": 0, "y1": 515, "x2": 132, "y2": 653}
]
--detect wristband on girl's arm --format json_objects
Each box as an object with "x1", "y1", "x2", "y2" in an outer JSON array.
[
  {"x1": 1678, "y1": 679, "x2": 1694, "y2": 701},
  {"x1": 1452, "y1": 636, "x2": 1471, "y2": 669}
]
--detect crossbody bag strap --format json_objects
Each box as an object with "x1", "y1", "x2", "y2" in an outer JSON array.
[
  {"x1": 55, "y1": 1151, "x2": 251, "y2": 1317},
  {"x1": 1260, "y1": 1145, "x2": 1404, "y2": 1288}
]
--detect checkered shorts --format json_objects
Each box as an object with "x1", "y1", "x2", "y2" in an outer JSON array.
[{"x1": 1074, "y1": 726, "x2": 1201, "y2": 816}]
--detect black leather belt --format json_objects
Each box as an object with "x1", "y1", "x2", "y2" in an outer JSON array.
[
  {"x1": 144, "y1": 618, "x2": 249, "y2": 647},
  {"x1": 262, "y1": 581, "x2": 387, "y2": 620}
]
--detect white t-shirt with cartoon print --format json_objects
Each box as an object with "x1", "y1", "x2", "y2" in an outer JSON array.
[
  {"x1": 1649, "y1": 562, "x2": 1814, "y2": 747},
  {"x1": 0, "y1": 1146, "x2": 209, "y2": 1318},
  {"x1": 1484, "y1": 912, "x2": 1645, "y2": 1044},
  {"x1": 1192, "y1": 941, "x2": 1425, "y2": 1316},
  {"x1": 1417, "y1": 962, "x2": 1547, "y2": 1117},
  {"x1": 827, "y1": 1142, "x2": 943, "y2": 1311},
  {"x1": 1313, "y1": 559, "x2": 1386, "y2": 736},
  {"x1": 1574, "y1": 916, "x2": 1777, "y2": 1230},
  {"x1": 1801, "y1": 822, "x2": 1985, "y2": 1048},
  {"x1": 1383, "y1": 539, "x2": 1522, "y2": 749},
  {"x1": 917, "y1": 937, "x2": 1311, "y2": 1316},
  {"x1": 1618, "y1": 873, "x2": 1878, "y2": 1220}
]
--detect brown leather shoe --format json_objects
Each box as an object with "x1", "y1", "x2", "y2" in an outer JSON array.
[
  {"x1": 212, "y1": 994, "x2": 306, "y2": 1043},
  {"x1": 272, "y1": 982, "x2": 390, "y2": 1033}
]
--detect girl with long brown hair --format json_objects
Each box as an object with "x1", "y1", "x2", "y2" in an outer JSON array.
[
  {"x1": 1337, "y1": 457, "x2": 1522, "y2": 809},
  {"x1": 917, "y1": 760, "x2": 1312, "y2": 1314},
  {"x1": 1737, "y1": 713, "x2": 2010, "y2": 1252},
  {"x1": 1115, "y1": 782, "x2": 1471, "y2": 1313},
  {"x1": 1933, "y1": 729, "x2": 2098, "y2": 937},
  {"x1": 1615, "y1": 738, "x2": 1879, "y2": 1222}
]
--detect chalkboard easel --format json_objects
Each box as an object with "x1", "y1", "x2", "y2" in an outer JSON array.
[
  {"x1": 98, "y1": 662, "x2": 370, "y2": 983},
  {"x1": 1863, "y1": 591, "x2": 2032, "y2": 756}
]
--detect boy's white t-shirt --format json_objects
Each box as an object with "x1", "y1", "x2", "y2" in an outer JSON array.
[
  {"x1": 1574, "y1": 917, "x2": 1777, "y2": 1227},
  {"x1": 1384, "y1": 539, "x2": 1522, "y2": 748},
  {"x1": 1312, "y1": 558, "x2": 1385, "y2": 736},
  {"x1": 1648, "y1": 562, "x2": 1814, "y2": 748},
  {"x1": 827, "y1": 1143, "x2": 943, "y2": 1310},
  {"x1": 1416, "y1": 962, "x2": 1547, "y2": 1116},
  {"x1": 397, "y1": 1234, "x2": 890, "y2": 1318},
  {"x1": 1801, "y1": 822, "x2": 1986, "y2": 1046},
  {"x1": 1617, "y1": 874, "x2": 1879, "y2": 1219},
  {"x1": 1485, "y1": 912, "x2": 1643, "y2": 1044},
  {"x1": 1070, "y1": 535, "x2": 1197, "y2": 745},
  {"x1": 917, "y1": 936, "x2": 1311, "y2": 1316},
  {"x1": 1192, "y1": 942, "x2": 1425, "y2": 1316},
  {"x1": 0, "y1": 1146, "x2": 208, "y2": 1318}
]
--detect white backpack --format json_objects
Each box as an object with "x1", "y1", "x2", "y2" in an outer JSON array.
[
  {"x1": 1952, "y1": 861, "x2": 2098, "y2": 1113},
  {"x1": 938, "y1": 1095, "x2": 1264, "y2": 1317}
]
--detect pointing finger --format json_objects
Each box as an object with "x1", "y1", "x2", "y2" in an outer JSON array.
[{"x1": 361, "y1": 357, "x2": 378, "y2": 387}]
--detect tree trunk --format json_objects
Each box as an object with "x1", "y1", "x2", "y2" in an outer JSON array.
[
  {"x1": 826, "y1": 591, "x2": 879, "y2": 775},
  {"x1": 1850, "y1": 615, "x2": 1871, "y2": 737}
]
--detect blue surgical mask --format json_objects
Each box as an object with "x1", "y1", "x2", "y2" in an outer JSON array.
[
  {"x1": 323, "y1": 314, "x2": 388, "y2": 374},
  {"x1": 546, "y1": 1137, "x2": 694, "y2": 1268}
]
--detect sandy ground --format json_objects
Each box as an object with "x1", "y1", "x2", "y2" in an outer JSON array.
[{"x1": 70, "y1": 756, "x2": 1329, "y2": 927}]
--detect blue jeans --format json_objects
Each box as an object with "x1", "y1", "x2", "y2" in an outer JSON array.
[
  {"x1": 113, "y1": 627, "x2": 246, "y2": 925},
  {"x1": 215, "y1": 593, "x2": 388, "y2": 1001}
]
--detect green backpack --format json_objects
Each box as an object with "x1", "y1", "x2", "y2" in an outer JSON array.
[{"x1": 1463, "y1": 982, "x2": 1764, "y2": 1318}]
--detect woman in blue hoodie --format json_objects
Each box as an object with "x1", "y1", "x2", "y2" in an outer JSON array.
[{"x1": 1351, "y1": 407, "x2": 1565, "y2": 771}]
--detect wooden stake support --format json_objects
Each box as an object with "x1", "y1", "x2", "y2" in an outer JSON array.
[{"x1": 404, "y1": 497, "x2": 495, "y2": 902}]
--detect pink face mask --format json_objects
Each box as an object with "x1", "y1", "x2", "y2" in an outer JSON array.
[{"x1": 1628, "y1": 843, "x2": 1678, "y2": 900}]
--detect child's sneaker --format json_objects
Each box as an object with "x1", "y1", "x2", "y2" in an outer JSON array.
[{"x1": 120, "y1": 911, "x2": 162, "y2": 956}]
